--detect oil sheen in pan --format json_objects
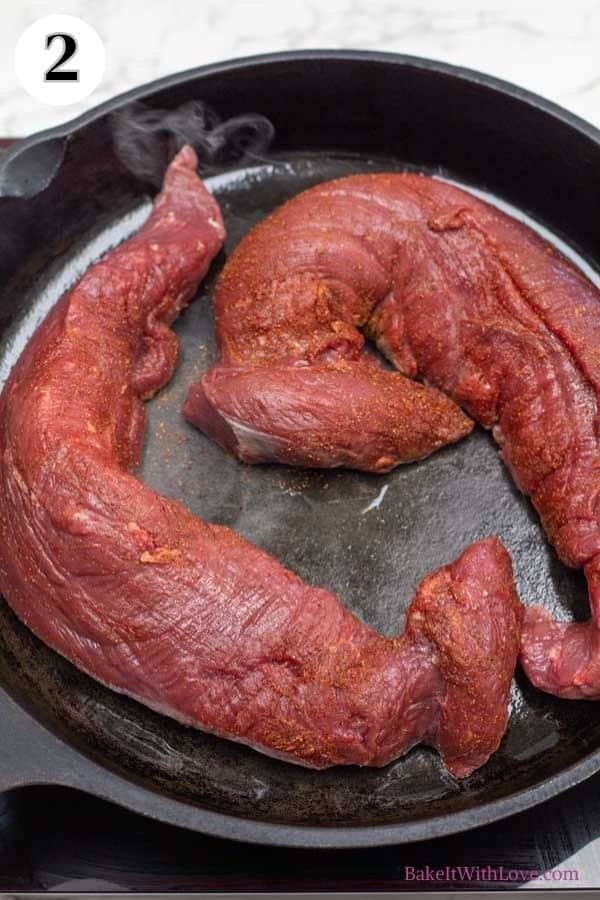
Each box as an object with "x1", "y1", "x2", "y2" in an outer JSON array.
[{"x1": 0, "y1": 153, "x2": 598, "y2": 828}]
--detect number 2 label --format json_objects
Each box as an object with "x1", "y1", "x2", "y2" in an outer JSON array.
[
  {"x1": 44, "y1": 34, "x2": 79, "y2": 82},
  {"x1": 15, "y1": 14, "x2": 105, "y2": 106}
]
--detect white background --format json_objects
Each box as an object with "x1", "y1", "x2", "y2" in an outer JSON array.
[{"x1": 1, "y1": 0, "x2": 600, "y2": 136}]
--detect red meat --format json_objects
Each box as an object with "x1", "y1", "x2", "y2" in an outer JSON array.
[
  {"x1": 0, "y1": 149, "x2": 522, "y2": 775},
  {"x1": 185, "y1": 172, "x2": 600, "y2": 700}
]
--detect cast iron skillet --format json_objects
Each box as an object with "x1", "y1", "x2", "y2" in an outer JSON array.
[{"x1": 1, "y1": 51, "x2": 600, "y2": 849}]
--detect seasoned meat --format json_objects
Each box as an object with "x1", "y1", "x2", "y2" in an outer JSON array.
[
  {"x1": 184, "y1": 187, "x2": 473, "y2": 472},
  {"x1": 185, "y1": 172, "x2": 600, "y2": 699},
  {"x1": 0, "y1": 149, "x2": 522, "y2": 774}
]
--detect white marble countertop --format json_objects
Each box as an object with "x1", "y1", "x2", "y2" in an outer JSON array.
[{"x1": 1, "y1": 0, "x2": 600, "y2": 136}]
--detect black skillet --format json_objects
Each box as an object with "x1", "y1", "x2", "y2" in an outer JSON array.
[{"x1": 1, "y1": 50, "x2": 600, "y2": 849}]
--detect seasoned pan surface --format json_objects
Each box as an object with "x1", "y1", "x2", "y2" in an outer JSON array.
[{"x1": 1, "y1": 52, "x2": 600, "y2": 846}]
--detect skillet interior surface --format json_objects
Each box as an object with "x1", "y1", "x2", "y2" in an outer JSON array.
[{"x1": 1, "y1": 148, "x2": 600, "y2": 833}]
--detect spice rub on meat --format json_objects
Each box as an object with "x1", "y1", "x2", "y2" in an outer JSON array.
[
  {"x1": 0, "y1": 150, "x2": 522, "y2": 775},
  {"x1": 186, "y1": 171, "x2": 600, "y2": 700}
]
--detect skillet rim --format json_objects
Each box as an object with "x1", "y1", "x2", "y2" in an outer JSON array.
[
  {"x1": 1, "y1": 49, "x2": 599, "y2": 183},
  {"x1": 1, "y1": 49, "x2": 600, "y2": 848}
]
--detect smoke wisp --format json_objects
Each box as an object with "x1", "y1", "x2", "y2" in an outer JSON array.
[{"x1": 111, "y1": 100, "x2": 275, "y2": 186}]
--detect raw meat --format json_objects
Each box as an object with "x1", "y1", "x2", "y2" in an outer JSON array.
[
  {"x1": 0, "y1": 150, "x2": 522, "y2": 774},
  {"x1": 185, "y1": 172, "x2": 600, "y2": 699}
]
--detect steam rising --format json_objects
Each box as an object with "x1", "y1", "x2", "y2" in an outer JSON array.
[{"x1": 111, "y1": 100, "x2": 275, "y2": 185}]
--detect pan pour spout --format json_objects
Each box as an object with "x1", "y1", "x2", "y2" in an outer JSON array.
[
  {"x1": 0, "y1": 147, "x2": 523, "y2": 777},
  {"x1": 185, "y1": 171, "x2": 600, "y2": 701}
]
